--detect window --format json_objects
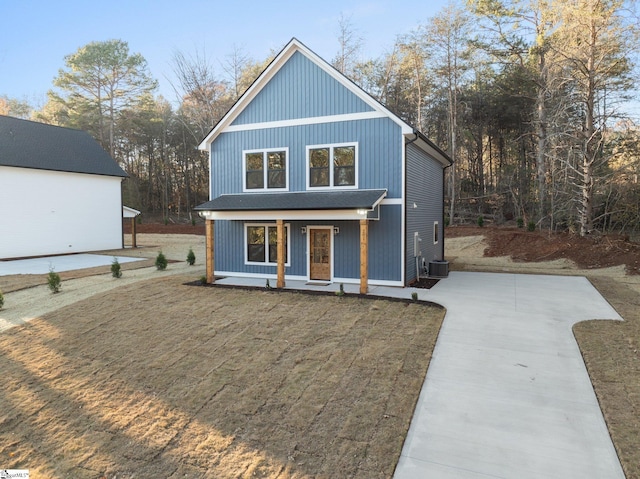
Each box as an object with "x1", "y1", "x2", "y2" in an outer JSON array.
[
  {"x1": 245, "y1": 224, "x2": 289, "y2": 265},
  {"x1": 243, "y1": 148, "x2": 288, "y2": 191},
  {"x1": 433, "y1": 221, "x2": 439, "y2": 244},
  {"x1": 307, "y1": 143, "x2": 357, "y2": 188}
]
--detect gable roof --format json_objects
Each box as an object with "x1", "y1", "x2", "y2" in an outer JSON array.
[
  {"x1": 198, "y1": 38, "x2": 452, "y2": 167},
  {"x1": 0, "y1": 115, "x2": 127, "y2": 178}
]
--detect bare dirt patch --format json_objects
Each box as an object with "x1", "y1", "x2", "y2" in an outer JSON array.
[{"x1": 0, "y1": 275, "x2": 444, "y2": 478}]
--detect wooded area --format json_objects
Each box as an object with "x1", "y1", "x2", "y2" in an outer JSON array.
[{"x1": 1, "y1": 0, "x2": 639, "y2": 237}]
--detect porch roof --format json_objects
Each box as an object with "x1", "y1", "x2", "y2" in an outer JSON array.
[{"x1": 195, "y1": 189, "x2": 387, "y2": 221}]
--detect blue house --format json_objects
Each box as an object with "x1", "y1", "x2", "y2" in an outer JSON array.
[{"x1": 195, "y1": 38, "x2": 451, "y2": 292}]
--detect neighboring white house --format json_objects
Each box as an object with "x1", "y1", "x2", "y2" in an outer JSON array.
[{"x1": 0, "y1": 115, "x2": 128, "y2": 259}]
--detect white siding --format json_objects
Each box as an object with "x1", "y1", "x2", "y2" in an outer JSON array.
[{"x1": 0, "y1": 166, "x2": 123, "y2": 259}]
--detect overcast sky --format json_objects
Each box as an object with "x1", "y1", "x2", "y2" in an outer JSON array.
[{"x1": 0, "y1": 0, "x2": 449, "y2": 107}]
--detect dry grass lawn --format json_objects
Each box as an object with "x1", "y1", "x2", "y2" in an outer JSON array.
[
  {"x1": 573, "y1": 277, "x2": 640, "y2": 479},
  {"x1": 0, "y1": 274, "x2": 444, "y2": 478}
]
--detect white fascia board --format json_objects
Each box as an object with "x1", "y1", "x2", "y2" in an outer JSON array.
[
  {"x1": 122, "y1": 206, "x2": 141, "y2": 218},
  {"x1": 409, "y1": 135, "x2": 452, "y2": 167},
  {"x1": 198, "y1": 209, "x2": 370, "y2": 221},
  {"x1": 198, "y1": 38, "x2": 414, "y2": 150}
]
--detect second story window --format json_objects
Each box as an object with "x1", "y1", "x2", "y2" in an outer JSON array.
[
  {"x1": 307, "y1": 143, "x2": 357, "y2": 189},
  {"x1": 244, "y1": 148, "x2": 288, "y2": 191}
]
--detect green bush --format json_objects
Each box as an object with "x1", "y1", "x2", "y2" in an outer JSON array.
[
  {"x1": 187, "y1": 248, "x2": 196, "y2": 265},
  {"x1": 517, "y1": 217, "x2": 524, "y2": 228},
  {"x1": 199, "y1": 275, "x2": 208, "y2": 285},
  {"x1": 477, "y1": 216, "x2": 484, "y2": 227},
  {"x1": 527, "y1": 221, "x2": 536, "y2": 232},
  {"x1": 335, "y1": 283, "x2": 345, "y2": 296},
  {"x1": 111, "y1": 257, "x2": 122, "y2": 278},
  {"x1": 411, "y1": 291, "x2": 418, "y2": 301},
  {"x1": 0, "y1": 289, "x2": 4, "y2": 310},
  {"x1": 155, "y1": 251, "x2": 168, "y2": 270},
  {"x1": 191, "y1": 217, "x2": 196, "y2": 226},
  {"x1": 48, "y1": 269, "x2": 61, "y2": 293}
]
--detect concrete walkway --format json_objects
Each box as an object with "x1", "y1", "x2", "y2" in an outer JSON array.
[
  {"x1": 394, "y1": 272, "x2": 625, "y2": 479},
  {"x1": 214, "y1": 272, "x2": 625, "y2": 478}
]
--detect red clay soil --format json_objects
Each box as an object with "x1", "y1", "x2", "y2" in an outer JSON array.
[{"x1": 446, "y1": 225, "x2": 640, "y2": 274}]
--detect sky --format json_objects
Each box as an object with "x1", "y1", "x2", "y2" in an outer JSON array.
[{"x1": 0, "y1": 0, "x2": 449, "y2": 108}]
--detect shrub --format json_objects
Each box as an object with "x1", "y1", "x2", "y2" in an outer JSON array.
[
  {"x1": 191, "y1": 217, "x2": 196, "y2": 226},
  {"x1": 48, "y1": 269, "x2": 61, "y2": 293},
  {"x1": 335, "y1": 283, "x2": 345, "y2": 296},
  {"x1": 527, "y1": 221, "x2": 536, "y2": 232},
  {"x1": 411, "y1": 291, "x2": 418, "y2": 301},
  {"x1": 186, "y1": 248, "x2": 196, "y2": 265},
  {"x1": 477, "y1": 216, "x2": 484, "y2": 227},
  {"x1": 0, "y1": 289, "x2": 4, "y2": 310},
  {"x1": 111, "y1": 258, "x2": 122, "y2": 278},
  {"x1": 265, "y1": 279, "x2": 272, "y2": 290},
  {"x1": 517, "y1": 217, "x2": 524, "y2": 228},
  {"x1": 155, "y1": 251, "x2": 168, "y2": 270},
  {"x1": 199, "y1": 275, "x2": 207, "y2": 285}
]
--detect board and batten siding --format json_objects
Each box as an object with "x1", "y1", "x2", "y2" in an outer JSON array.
[
  {"x1": 232, "y1": 51, "x2": 374, "y2": 125},
  {"x1": 0, "y1": 166, "x2": 123, "y2": 259},
  {"x1": 405, "y1": 142, "x2": 445, "y2": 284},
  {"x1": 211, "y1": 118, "x2": 403, "y2": 197}
]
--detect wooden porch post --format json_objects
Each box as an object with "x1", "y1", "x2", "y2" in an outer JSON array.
[
  {"x1": 360, "y1": 219, "x2": 368, "y2": 294},
  {"x1": 206, "y1": 219, "x2": 215, "y2": 284},
  {"x1": 131, "y1": 217, "x2": 137, "y2": 248},
  {"x1": 276, "y1": 219, "x2": 285, "y2": 288}
]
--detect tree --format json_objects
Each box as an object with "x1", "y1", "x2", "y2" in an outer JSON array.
[
  {"x1": 0, "y1": 95, "x2": 32, "y2": 119},
  {"x1": 424, "y1": 1, "x2": 472, "y2": 225},
  {"x1": 46, "y1": 39, "x2": 157, "y2": 155},
  {"x1": 332, "y1": 13, "x2": 364, "y2": 81},
  {"x1": 553, "y1": 0, "x2": 636, "y2": 235},
  {"x1": 469, "y1": 0, "x2": 561, "y2": 226}
]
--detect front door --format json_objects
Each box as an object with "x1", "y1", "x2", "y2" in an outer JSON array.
[{"x1": 309, "y1": 228, "x2": 331, "y2": 281}]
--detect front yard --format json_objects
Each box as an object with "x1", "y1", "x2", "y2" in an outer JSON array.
[{"x1": 0, "y1": 275, "x2": 444, "y2": 478}]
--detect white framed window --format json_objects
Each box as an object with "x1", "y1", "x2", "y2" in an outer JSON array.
[
  {"x1": 433, "y1": 221, "x2": 439, "y2": 245},
  {"x1": 306, "y1": 142, "x2": 357, "y2": 189},
  {"x1": 243, "y1": 148, "x2": 289, "y2": 191},
  {"x1": 245, "y1": 223, "x2": 290, "y2": 266}
]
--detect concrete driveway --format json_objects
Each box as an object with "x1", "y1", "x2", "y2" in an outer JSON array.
[{"x1": 394, "y1": 272, "x2": 624, "y2": 478}]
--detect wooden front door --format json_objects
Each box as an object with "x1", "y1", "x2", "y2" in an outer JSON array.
[{"x1": 310, "y1": 228, "x2": 331, "y2": 281}]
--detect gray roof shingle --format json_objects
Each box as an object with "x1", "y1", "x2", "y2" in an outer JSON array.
[
  {"x1": 195, "y1": 189, "x2": 387, "y2": 211},
  {"x1": 0, "y1": 115, "x2": 127, "y2": 177}
]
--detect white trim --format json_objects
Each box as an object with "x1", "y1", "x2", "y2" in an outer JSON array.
[
  {"x1": 224, "y1": 111, "x2": 387, "y2": 133},
  {"x1": 242, "y1": 147, "x2": 289, "y2": 192},
  {"x1": 306, "y1": 225, "x2": 334, "y2": 282},
  {"x1": 244, "y1": 222, "x2": 291, "y2": 267},
  {"x1": 401, "y1": 133, "x2": 406, "y2": 286},
  {"x1": 199, "y1": 209, "x2": 371, "y2": 221},
  {"x1": 380, "y1": 198, "x2": 402, "y2": 205},
  {"x1": 122, "y1": 206, "x2": 141, "y2": 218},
  {"x1": 306, "y1": 142, "x2": 358, "y2": 190},
  {"x1": 198, "y1": 38, "x2": 413, "y2": 150}
]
